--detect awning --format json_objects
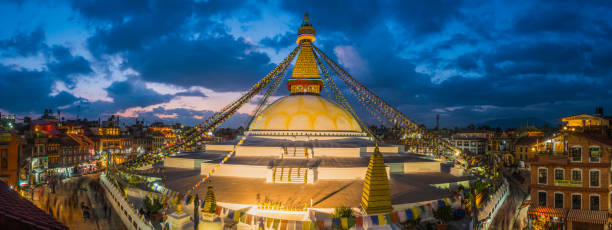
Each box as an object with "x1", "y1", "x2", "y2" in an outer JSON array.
[
  {"x1": 527, "y1": 205, "x2": 568, "y2": 218},
  {"x1": 567, "y1": 209, "x2": 608, "y2": 224}
]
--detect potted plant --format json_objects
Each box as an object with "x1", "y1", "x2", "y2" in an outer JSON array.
[
  {"x1": 143, "y1": 196, "x2": 163, "y2": 221},
  {"x1": 330, "y1": 206, "x2": 354, "y2": 230},
  {"x1": 433, "y1": 205, "x2": 453, "y2": 230}
]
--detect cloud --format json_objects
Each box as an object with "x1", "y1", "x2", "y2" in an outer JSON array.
[
  {"x1": 0, "y1": 26, "x2": 47, "y2": 57},
  {"x1": 260, "y1": 31, "x2": 294, "y2": 52},
  {"x1": 333, "y1": 45, "x2": 370, "y2": 77},
  {"x1": 1, "y1": 0, "x2": 612, "y2": 128},
  {"x1": 105, "y1": 79, "x2": 173, "y2": 108},
  {"x1": 0, "y1": 64, "x2": 78, "y2": 113},
  {"x1": 47, "y1": 45, "x2": 93, "y2": 86},
  {"x1": 125, "y1": 34, "x2": 275, "y2": 91}
]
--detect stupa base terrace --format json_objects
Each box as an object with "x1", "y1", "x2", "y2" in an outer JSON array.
[{"x1": 161, "y1": 138, "x2": 473, "y2": 213}]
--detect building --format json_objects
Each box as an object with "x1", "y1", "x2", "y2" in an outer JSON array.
[
  {"x1": 0, "y1": 131, "x2": 23, "y2": 187},
  {"x1": 559, "y1": 107, "x2": 611, "y2": 137},
  {"x1": 93, "y1": 117, "x2": 125, "y2": 165},
  {"x1": 528, "y1": 132, "x2": 612, "y2": 229},
  {"x1": 513, "y1": 132, "x2": 547, "y2": 166},
  {"x1": 451, "y1": 131, "x2": 491, "y2": 155}
]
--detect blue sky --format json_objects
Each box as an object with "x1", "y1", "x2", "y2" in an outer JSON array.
[{"x1": 1, "y1": 0, "x2": 611, "y2": 128}]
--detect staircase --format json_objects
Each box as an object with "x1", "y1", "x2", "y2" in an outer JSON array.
[
  {"x1": 281, "y1": 146, "x2": 311, "y2": 159},
  {"x1": 272, "y1": 167, "x2": 308, "y2": 183}
]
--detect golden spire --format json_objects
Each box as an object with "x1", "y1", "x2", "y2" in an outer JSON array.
[
  {"x1": 360, "y1": 146, "x2": 393, "y2": 214},
  {"x1": 202, "y1": 185, "x2": 217, "y2": 213},
  {"x1": 287, "y1": 13, "x2": 323, "y2": 95}
]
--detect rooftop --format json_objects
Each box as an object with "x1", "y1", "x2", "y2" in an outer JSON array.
[{"x1": 0, "y1": 181, "x2": 68, "y2": 230}]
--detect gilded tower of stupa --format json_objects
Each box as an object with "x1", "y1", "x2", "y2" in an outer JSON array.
[{"x1": 286, "y1": 13, "x2": 324, "y2": 95}]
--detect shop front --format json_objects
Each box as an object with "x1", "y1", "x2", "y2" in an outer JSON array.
[
  {"x1": 52, "y1": 167, "x2": 74, "y2": 178},
  {"x1": 30, "y1": 157, "x2": 48, "y2": 185},
  {"x1": 567, "y1": 209, "x2": 607, "y2": 230},
  {"x1": 528, "y1": 206, "x2": 568, "y2": 230},
  {"x1": 78, "y1": 161, "x2": 98, "y2": 174}
]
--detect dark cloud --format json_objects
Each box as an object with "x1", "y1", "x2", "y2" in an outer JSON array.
[
  {"x1": 279, "y1": 0, "x2": 383, "y2": 36},
  {"x1": 0, "y1": 27, "x2": 47, "y2": 56},
  {"x1": 125, "y1": 34, "x2": 274, "y2": 91},
  {"x1": 389, "y1": 0, "x2": 465, "y2": 35},
  {"x1": 81, "y1": 0, "x2": 253, "y2": 55},
  {"x1": 260, "y1": 32, "x2": 294, "y2": 52},
  {"x1": 85, "y1": 0, "x2": 195, "y2": 55},
  {"x1": 46, "y1": 45, "x2": 92, "y2": 86},
  {"x1": 69, "y1": 0, "x2": 150, "y2": 22},
  {"x1": 454, "y1": 53, "x2": 479, "y2": 71},
  {"x1": 105, "y1": 80, "x2": 173, "y2": 108},
  {"x1": 513, "y1": 7, "x2": 583, "y2": 34},
  {"x1": 0, "y1": 65, "x2": 78, "y2": 113},
  {"x1": 2, "y1": 0, "x2": 612, "y2": 128}
]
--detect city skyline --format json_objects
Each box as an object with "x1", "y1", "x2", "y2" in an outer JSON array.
[{"x1": 1, "y1": 0, "x2": 612, "y2": 128}]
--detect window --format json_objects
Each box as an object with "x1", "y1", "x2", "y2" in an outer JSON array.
[
  {"x1": 589, "y1": 147, "x2": 601, "y2": 162},
  {"x1": 1, "y1": 149, "x2": 7, "y2": 168},
  {"x1": 590, "y1": 195, "x2": 600, "y2": 211},
  {"x1": 570, "y1": 146, "x2": 582, "y2": 162},
  {"x1": 572, "y1": 169, "x2": 582, "y2": 181},
  {"x1": 538, "y1": 168, "x2": 548, "y2": 184},
  {"x1": 538, "y1": 191, "x2": 547, "y2": 206},
  {"x1": 554, "y1": 193, "x2": 564, "y2": 208},
  {"x1": 572, "y1": 194, "x2": 581, "y2": 209},
  {"x1": 554, "y1": 169, "x2": 564, "y2": 181},
  {"x1": 590, "y1": 170, "x2": 600, "y2": 187}
]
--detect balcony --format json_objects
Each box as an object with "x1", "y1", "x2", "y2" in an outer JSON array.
[{"x1": 554, "y1": 179, "x2": 582, "y2": 187}]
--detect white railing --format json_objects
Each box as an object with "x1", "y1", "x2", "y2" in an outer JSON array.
[
  {"x1": 478, "y1": 179, "x2": 509, "y2": 230},
  {"x1": 100, "y1": 173, "x2": 154, "y2": 230}
]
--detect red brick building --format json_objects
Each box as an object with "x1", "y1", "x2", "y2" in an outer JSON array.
[{"x1": 528, "y1": 132, "x2": 612, "y2": 230}]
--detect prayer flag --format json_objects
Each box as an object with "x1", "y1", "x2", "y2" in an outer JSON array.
[
  {"x1": 355, "y1": 216, "x2": 363, "y2": 227},
  {"x1": 378, "y1": 214, "x2": 387, "y2": 225},
  {"x1": 233, "y1": 211, "x2": 241, "y2": 222},
  {"x1": 341, "y1": 217, "x2": 348, "y2": 229},
  {"x1": 332, "y1": 218, "x2": 341, "y2": 228},
  {"x1": 280, "y1": 219, "x2": 288, "y2": 230},
  {"x1": 317, "y1": 220, "x2": 325, "y2": 229},
  {"x1": 384, "y1": 213, "x2": 393, "y2": 224},
  {"x1": 371, "y1": 215, "x2": 379, "y2": 225},
  {"x1": 391, "y1": 212, "x2": 400, "y2": 223},
  {"x1": 412, "y1": 207, "x2": 420, "y2": 219}
]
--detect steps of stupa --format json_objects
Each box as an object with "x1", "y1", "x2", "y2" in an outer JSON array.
[{"x1": 272, "y1": 167, "x2": 308, "y2": 183}]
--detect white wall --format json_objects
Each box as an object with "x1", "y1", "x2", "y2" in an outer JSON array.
[
  {"x1": 403, "y1": 162, "x2": 441, "y2": 173},
  {"x1": 201, "y1": 163, "x2": 269, "y2": 178},
  {"x1": 313, "y1": 147, "x2": 360, "y2": 157},
  {"x1": 164, "y1": 157, "x2": 195, "y2": 169},
  {"x1": 206, "y1": 144, "x2": 235, "y2": 151}
]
